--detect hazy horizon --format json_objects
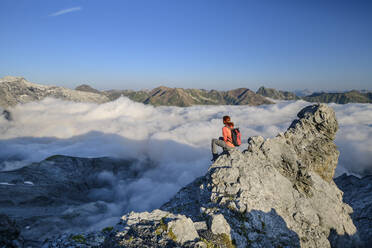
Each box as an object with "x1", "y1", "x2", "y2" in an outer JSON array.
[
  {"x1": 1, "y1": 0, "x2": 371, "y2": 91},
  {"x1": 1, "y1": 75, "x2": 371, "y2": 93}
]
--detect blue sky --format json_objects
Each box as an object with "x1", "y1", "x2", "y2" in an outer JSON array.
[{"x1": 0, "y1": 0, "x2": 371, "y2": 91}]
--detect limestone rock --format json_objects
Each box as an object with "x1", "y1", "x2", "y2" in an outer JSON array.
[
  {"x1": 209, "y1": 214, "x2": 231, "y2": 238},
  {"x1": 167, "y1": 216, "x2": 199, "y2": 244},
  {"x1": 102, "y1": 210, "x2": 198, "y2": 247}
]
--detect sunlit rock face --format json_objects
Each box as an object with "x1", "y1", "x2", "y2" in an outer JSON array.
[{"x1": 81, "y1": 104, "x2": 356, "y2": 248}]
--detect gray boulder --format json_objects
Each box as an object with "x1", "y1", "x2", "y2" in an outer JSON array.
[{"x1": 209, "y1": 214, "x2": 231, "y2": 238}]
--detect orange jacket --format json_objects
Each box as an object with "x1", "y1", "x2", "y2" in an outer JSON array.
[{"x1": 222, "y1": 126, "x2": 235, "y2": 147}]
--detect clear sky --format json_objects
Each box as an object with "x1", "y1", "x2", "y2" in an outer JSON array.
[{"x1": 0, "y1": 0, "x2": 371, "y2": 91}]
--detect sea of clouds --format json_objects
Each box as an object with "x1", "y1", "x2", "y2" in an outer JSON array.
[{"x1": 0, "y1": 97, "x2": 371, "y2": 231}]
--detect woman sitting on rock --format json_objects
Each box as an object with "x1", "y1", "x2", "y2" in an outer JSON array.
[{"x1": 211, "y1": 115, "x2": 235, "y2": 161}]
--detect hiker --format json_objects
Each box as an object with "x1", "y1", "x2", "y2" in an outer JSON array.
[{"x1": 211, "y1": 115, "x2": 236, "y2": 161}]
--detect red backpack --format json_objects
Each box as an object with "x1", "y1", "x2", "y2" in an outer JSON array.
[{"x1": 230, "y1": 128, "x2": 241, "y2": 146}]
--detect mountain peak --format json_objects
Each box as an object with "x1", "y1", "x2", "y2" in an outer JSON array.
[
  {"x1": 75, "y1": 84, "x2": 101, "y2": 94},
  {"x1": 0, "y1": 76, "x2": 25, "y2": 83}
]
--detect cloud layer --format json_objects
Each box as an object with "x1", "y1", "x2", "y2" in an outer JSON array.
[
  {"x1": 49, "y1": 7, "x2": 82, "y2": 17},
  {"x1": 1, "y1": 98, "x2": 371, "y2": 176},
  {"x1": 0, "y1": 98, "x2": 371, "y2": 231}
]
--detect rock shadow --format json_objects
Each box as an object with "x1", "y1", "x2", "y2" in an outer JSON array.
[
  {"x1": 231, "y1": 208, "x2": 301, "y2": 248},
  {"x1": 329, "y1": 174, "x2": 372, "y2": 247}
]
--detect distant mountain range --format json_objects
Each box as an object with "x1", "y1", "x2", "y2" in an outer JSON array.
[
  {"x1": 303, "y1": 90, "x2": 372, "y2": 104},
  {"x1": 100, "y1": 86, "x2": 274, "y2": 107},
  {"x1": 80, "y1": 85, "x2": 372, "y2": 104},
  {"x1": 0, "y1": 76, "x2": 371, "y2": 109},
  {"x1": 0, "y1": 77, "x2": 273, "y2": 108},
  {"x1": 256, "y1": 86, "x2": 372, "y2": 103}
]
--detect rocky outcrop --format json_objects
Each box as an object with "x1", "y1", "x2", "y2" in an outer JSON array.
[
  {"x1": 332, "y1": 174, "x2": 372, "y2": 247},
  {"x1": 0, "y1": 76, "x2": 109, "y2": 108},
  {"x1": 59, "y1": 103, "x2": 356, "y2": 248},
  {"x1": 256, "y1": 86, "x2": 300, "y2": 100},
  {"x1": 285, "y1": 104, "x2": 339, "y2": 182}
]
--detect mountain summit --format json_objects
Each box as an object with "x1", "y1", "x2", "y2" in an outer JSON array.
[{"x1": 256, "y1": 86, "x2": 300, "y2": 100}]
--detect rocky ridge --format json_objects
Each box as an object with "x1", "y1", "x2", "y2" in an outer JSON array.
[
  {"x1": 2, "y1": 76, "x2": 371, "y2": 109},
  {"x1": 0, "y1": 76, "x2": 109, "y2": 109},
  {"x1": 44, "y1": 104, "x2": 361, "y2": 248},
  {"x1": 81, "y1": 85, "x2": 274, "y2": 107},
  {"x1": 303, "y1": 91, "x2": 372, "y2": 104},
  {"x1": 0, "y1": 76, "x2": 275, "y2": 109}
]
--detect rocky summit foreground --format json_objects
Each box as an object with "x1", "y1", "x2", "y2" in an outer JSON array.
[{"x1": 42, "y1": 104, "x2": 361, "y2": 248}]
